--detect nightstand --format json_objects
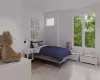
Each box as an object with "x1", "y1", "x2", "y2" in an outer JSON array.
[{"x1": 24, "y1": 48, "x2": 34, "y2": 60}]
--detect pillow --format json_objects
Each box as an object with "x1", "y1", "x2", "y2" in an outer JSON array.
[
  {"x1": 30, "y1": 41, "x2": 44, "y2": 48},
  {"x1": 32, "y1": 43, "x2": 39, "y2": 48},
  {"x1": 38, "y1": 41, "x2": 44, "y2": 46}
]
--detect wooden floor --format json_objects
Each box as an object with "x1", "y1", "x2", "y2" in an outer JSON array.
[
  {"x1": 32, "y1": 60, "x2": 45, "y2": 69},
  {"x1": 31, "y1": 59, "x2": 61, "y2": 69},
  {"x1": 32, "y1": 61, "x2": 100, "y2": 80}
]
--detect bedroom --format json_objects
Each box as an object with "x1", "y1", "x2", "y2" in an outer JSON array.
[{"x1": 0, "y1": 0, "x2": 100, "y2": 80}]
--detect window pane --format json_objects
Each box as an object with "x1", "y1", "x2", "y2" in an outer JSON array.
[
  {"x1": 85, "y1": 14, "x2": 96, "y2": 48},
  {"x1": 46, "y1": 18, "x2": 54, "y2": 26},
  {"x1": 74, "y1": 16, "x2": 82, "y2": 47}
]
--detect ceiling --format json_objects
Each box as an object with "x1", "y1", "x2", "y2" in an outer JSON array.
[{"x1": 22, "y1": 0, "x2": 100, "y2": 12}]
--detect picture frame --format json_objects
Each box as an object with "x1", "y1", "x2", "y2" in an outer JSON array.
[
  {"x1": 35, "y1": 30, "x2": 40, "y2": 39},
  {"x1": 36, "y1": 20, "x2": 40, "y2": 29},
  {"x1": 31, "y1": 18, "x2": 40, "y2": 40},
  {"x1": 31, "y1": 30, "x2": 36, "y2": 39},
  {"x1": 31, "y1": 18, "x2": 36, "y2": 28},
  {"x1": 31, "y1": 30, "x2": 40, "y2": 39}
]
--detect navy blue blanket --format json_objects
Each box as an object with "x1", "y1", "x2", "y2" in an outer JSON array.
[{"x1": 39, "y1": 46, "x2": 71, "y2": 61}]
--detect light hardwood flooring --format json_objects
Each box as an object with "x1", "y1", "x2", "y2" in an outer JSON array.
[{"x1": 32, "y1": 61, "x2": 100, "y2": 80}]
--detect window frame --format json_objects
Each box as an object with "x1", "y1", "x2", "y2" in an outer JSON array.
[
  {"x1": 46, "y1": 18, "x2": 55, "y2": 27},
  {"x1": 72, "y1": 13, "x2": 96, "y2": 53}
]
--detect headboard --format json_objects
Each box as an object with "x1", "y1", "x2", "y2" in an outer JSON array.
[{"x1": 30, "y1": 41, "x2": 44, "y2": 48}]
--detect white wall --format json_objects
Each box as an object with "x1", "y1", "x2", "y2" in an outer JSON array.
[
  {"x1": 59, "y1": 11, "x2": 72, "y2": 48},
  {"x1": 0, "y1": 0, "x2": 24, "y2": 53},
  {"x1": 44, "y1": 11, "x2": 60, "y2": 46},
  {"x1": 0, "y1": 0, "x2": 44, "y2": 54},
  {"x1": 22, "y1": 6, "x2": 44, "y2": 49}
]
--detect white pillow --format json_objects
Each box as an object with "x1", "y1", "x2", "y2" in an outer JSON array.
[{"x1": 32, "y1": 43, "x2": 39, "y2": 48}]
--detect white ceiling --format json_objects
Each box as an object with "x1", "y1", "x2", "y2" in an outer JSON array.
[{"x1": 22, "y1": 0, "x2": 100, "y2": 12}]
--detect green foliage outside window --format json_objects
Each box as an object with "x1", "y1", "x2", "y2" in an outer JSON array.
[
  {"x1": 74, "y1": 14, "x2": 95, "y2": 48},
  {"x1": 74, "y1": 16, "x2": 82, "y2": 47}
]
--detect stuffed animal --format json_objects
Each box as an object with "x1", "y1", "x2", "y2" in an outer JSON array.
[
  {"x1": 0, "y1": 35, "x2": 2, "y2": 59},
  {"x1": 0, "y1": 31, "x2": 21, "y2": 63}
]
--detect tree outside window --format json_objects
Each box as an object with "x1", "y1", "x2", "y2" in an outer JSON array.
[{"x1": 74, "y1": 14, "x2": 96, "y2": 48}]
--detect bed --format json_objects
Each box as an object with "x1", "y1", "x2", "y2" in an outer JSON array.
[{"x1": 30, "y1": 41, "x2": 71, "y2": 67}]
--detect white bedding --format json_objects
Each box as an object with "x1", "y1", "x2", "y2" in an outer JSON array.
[{"x1": 33, "y1": 45, "x2": 48, "y2": 53}]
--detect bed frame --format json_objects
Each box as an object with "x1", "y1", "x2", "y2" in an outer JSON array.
[
  {"x1": 34, "y1": 54, "x2": 68, "y2": 68},
  {"x1": 30, "y1": 41, "x2": 69, "y2": 68}
]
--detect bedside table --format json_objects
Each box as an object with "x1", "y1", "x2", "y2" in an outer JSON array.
[{"x1": 24, "y1": 48, "x2": 34, "y2": 60}]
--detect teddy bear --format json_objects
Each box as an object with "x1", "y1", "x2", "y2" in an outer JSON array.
[
  {"x1": 0, "y1": 35, "x2": 2, "y2": 59},
  {"x1": 0, "y1": 31, "x2": 21, "y2": 63}
]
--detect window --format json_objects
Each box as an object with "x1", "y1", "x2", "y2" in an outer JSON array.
[
  {"x1": 74, "y1": 16, "x2": 82, "y2": 47},
  {"x1": 46, "y1": 18, "x2": 54, "y2": 26},
  {"x1": 74, "y1": 13, "x2": 96, "y2": 48}
]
